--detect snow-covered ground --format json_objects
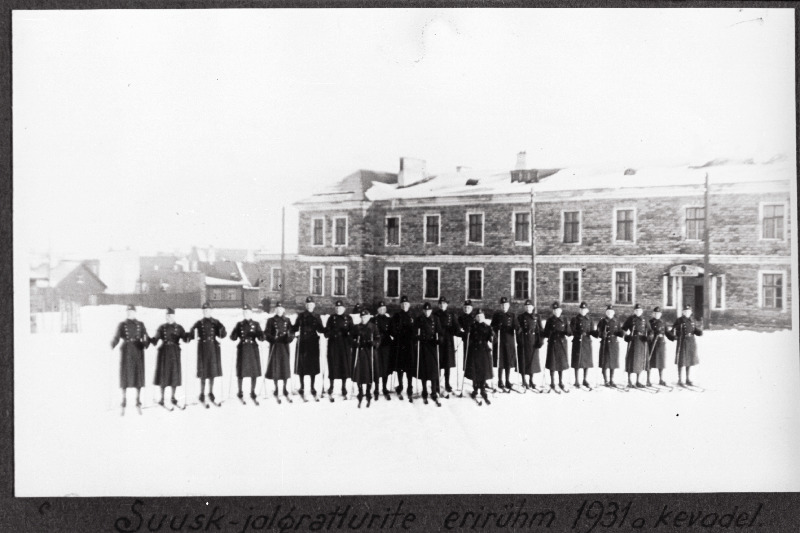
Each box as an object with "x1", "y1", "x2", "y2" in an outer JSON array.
[{"x1": 15, "y1": 305, "x2": 800, "y2": 496}]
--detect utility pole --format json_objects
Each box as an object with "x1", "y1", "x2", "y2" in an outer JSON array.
[
  {"x1": 703, "y1": 172, "x2": 711, "y2": 329},
  {"x1": 530, "y1": 182, "x2": 537, "y2": 310},
  {"x1": 280, "y1": 206, "x2": 286, "y2": 304}
]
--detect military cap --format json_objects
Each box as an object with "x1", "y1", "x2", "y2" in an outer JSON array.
[
  {"x1": 305, "y1": 296, "x2": 314, "y2": 303},
  {"x1": 242, "y1": 304, "x2": 251, "y2": 310},
  {"x1": 552, "y1": 301, "x2": 560, "y2": 309},
  {"x1": 400, "y1": 295, "x2": 409, "y2": 303},
  {"x1": 360, "y1": 308, "x2": 370, "y2": 316},
  {"x1": 464, "y1": 300, "x2": 473, "y2": 307},
  {"x1": 438, "y1": 296, "x2": 448, "y2": 303},
  {"x1": 579, "y1": 302, "x2": 588, "y2": 309},
  {"x1": 499, "y1": 296, "x2": 509, "y2": 304},
  {"x1": 126, "y1": 304, "x2": 136, "y2": 311},
  {"x1": 683, "y1": 304, "x2": 692, "y2": 310},
  {"x1": 166, "y1": 307, "x2": 175, "y2": 314},
  {"x1": 422, "y1": 302, "x2": 432, "y2": 310},
  {"x1": 524, "y1": 300, "x2": 533, "y2": 306},
  {"x1": 475, "y1": 308, "x2": 485, "y2": 316},
  {"x1": 334, "y1": 300, "x2": 344, "y2": 307},
  {"x1": 633, "y1": 303, "x2": 642, "y2": 310},
  {"x1": 201, "y1": 302, "x2": 212, "y2": 310},
  {"x1": 352, "y1": 304, "x2": 361, "y2": 314},
  {"x1": 653, "y1": 306, "x2": 662, "y2": 312},
  {"x1": 377, "y1": 300, "x2": 386, "y2": 308},
  {"x1": 275, "y1": 301, "x2": 284, "y2": 308},
  {"x1": 606, "y1": 304, "x2": 614, "y2": 310}
]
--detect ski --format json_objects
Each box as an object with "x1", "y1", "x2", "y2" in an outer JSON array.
[
  {"x1": 366, "y1": 397, "x2": 371, "y2": 408},
  {"x1": 606, "y1": 383, "x2": 630, "y2": 392},
  {"x1": 433, "y1": 397, "x2": 441, "y2": 407},
  {"x1": 676, "y1": 382, "x2": 705, "y2": 393},
  {"x1": 507, "y1": 385, "x2": 524, "y2": 394},
  {"x1": 284, "y1": 395, "x2": 293, "y2": 404},
  {"x1": 299, "y1": 393, "x2": 308, "y2": 403},
  {"x1": 329, "y1": 395, "x2": 335, "y2": 403},
  {"x1": 211, "y1": 399, "x2": 222, "y2": 406},
  {"x1": 238, "y1": 396, "x2": 246, "y2": 405},
  {"x1": 357, "y1": 397, "x2": 363, "y2": 408},
  {"x1": 473, "y1": 395, "x2": 483, "y2": 406},
  {"x1": 158, "y1": 401, "x2": 174, "y2": 412},
  {"x1": 383, "y1": 391, "x2": 391, "y2": 401},
  {"x1": 483, "y1": 395, "x2": 492, "y2": 405},
  {"x1": 422, "y1": 396, "x2": 428, "y2": 405},
  {"x1": 136, "y1": 403, "x2": 143, "y2": 415},
  {"x1": 120, "y1": 405, "x2": 125, "y2": 417},
  {"x1": 251, "y1": 397, "x2": 260, "y2": 406},
  {"x1": 547, "y1": 385, "x2": 561, "y2": 394},
  {"x1": 627, "y1": 385, "x2": 658, "y2": 394},
  {"x1": 559, "y1": 385, "x2": 571, "y2": 393}
]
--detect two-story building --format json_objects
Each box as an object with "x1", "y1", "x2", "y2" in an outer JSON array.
[{"x1": 292, "y1": 155, "x2": 793, "y2": 328}]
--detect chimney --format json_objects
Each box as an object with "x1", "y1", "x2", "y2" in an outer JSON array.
[
  {"x1": 208, "y1": 245, "x2": 216, "y2": 264},
  {"x1": 398, "y1": 157, "x2": 427, "y2": 187},
  {"x1": 515, "y1": 151, "x2": 527, "y2": 170}
]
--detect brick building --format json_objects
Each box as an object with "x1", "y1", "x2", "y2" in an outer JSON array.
[{"x1": 292, "y1": 155, "x2": 792, "y2": 328}]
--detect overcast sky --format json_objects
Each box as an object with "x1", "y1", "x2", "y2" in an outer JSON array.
[{"x1": 13, "y1": 8, "x2": 795, "y2": 259}]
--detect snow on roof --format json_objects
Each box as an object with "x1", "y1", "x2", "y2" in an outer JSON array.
[
  {"x1": 204, "y1": 276, "x2": 245, "y2": 286},
  {"x1": 296, "y1": 169, "x2": 398, "y2": 204},
  {"x1": 363, "y1": 160, "x2": 794, "y2": 201}
]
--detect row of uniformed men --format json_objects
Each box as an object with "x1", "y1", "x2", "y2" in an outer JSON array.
[{"x1": 111, "y1": 295, "x2": 702, "y2": 410}]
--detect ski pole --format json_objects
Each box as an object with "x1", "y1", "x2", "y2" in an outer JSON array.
[
  {"x1": 460, "y1": 330, "x2": 470, "y2": 397},
  {"x1": 294, "y1": 322, "x2": 301, "y2": 393},
  {"x1": 352, "y1": 334, "x2": 361, "y2": 397},
  {"x1": 513, "y1": 328, "x2": 523, "y2": 393},
  {"x1": 416, "y1": 337, "x2": 421, "y2": 399}
]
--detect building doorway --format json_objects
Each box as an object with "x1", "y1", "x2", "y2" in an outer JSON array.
[{"x1": 668, "y1": 264, "x2": 705, "y2": 319}]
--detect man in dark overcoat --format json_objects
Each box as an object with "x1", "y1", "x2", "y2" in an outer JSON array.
[
  {"x1": 622, "y1": 303, "x2": 654, "y2": 388},
  {"x1": 373, "y1": 301, "x2": 393, "y2": 400},
  {"x1": 594, "y1": 304, "x2": 624, "y2": 388},
  {"x1": 111, "y1": 304, "x2": 150, "y2": 414},
  {"x1": 352, "y1": 307, "x2": 380, "y2": 408},
  {"x1": 517, "y1": 299, "x2": 544, "y2": 390},
  {"x1": 543, "y1": 301, "x2": 571, "y2": 391},
  {"x1": 292, "y1": 296, "x2": 325, "y2": 399},
  {"x1": 324, "y1": 300, "x2": 354, "y2": 399},
  {"x1": 390, "y1": 295, "x2": 415, "y2": 399},
  {"x1": 569, "y1": 301, "x2": 595, "y2": 390},
  {"x1": 265, "y1": 301, "x2": 294, "y2": 400},
  {"x1": 457, "y1": 300, "x2": 476, "y2": 392},
  {"x1": 230, "y1": 304, "x2": 263, "y2": 403},
  {"x1": 647, "y1": 306, "x2": 673, "y2": 386},
  {"x1": 414, "y1": 302, "x2": 443, "y2": 404},
  {"x1": 187, "y1": 302, "x2": 226, "y2": 407},
  {"x1": 151, "y1": 307, "x2": 186, "y2": 408},
  {"x1": 433, "y1": 296, "x2": 457, "y2": 393},
  {"x1": 491, "y1": 296, "x2": 519, "y2": 390},
  {"x1": 671, "y1": 304, "x2": 703, "y2": 386}
]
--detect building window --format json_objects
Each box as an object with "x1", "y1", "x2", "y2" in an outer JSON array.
[
  {"x1": 761, "y1": 204, "x2": 785, "y2": 240},
  {"x1": 513, "y1": 212, "x2": 530, "y2": 244},
  {"x1": 270, "y1": 267, "x2": 282, "y2": 292},
  {"x1": 512, "y1": 269, "x2": 530, "y2": 300},
  {"x1": 385, "y1": 268, "x2": 400, "y2": 298},
  {"x1": 332, "y1": 267, "x2": 347, "y2": 297},
  {"x1": 563, "y1": 211, "x2": 580, "y2": 244},
  {"x1": 761, "y1": 272, "x2": 783, "y2": 309},
  {"x1": 211, "y1": 289, "x2": 222, "y2": 301},
  {"x1": 686, "y1": 207, "x2": 705, "y2": 241},
  {"x1": 312, "y1": 218, "x2": 324, "y2": 246},
  {"x1": 333, "y1": 217, "x2": 347, "y2": 246},
  {"x1": 423, "y1": 268, "x2": 440, "y2": 299},
  {"x1": 614, "y1": 208, "x2": 635, "y2": 242},
  {"x1": 467, "y1": 213, "x2": 484, "y2": 244},
  {"x1": 386, "y1": 216, "x2": 400, "y2": 246},
  {"x1": 614, "y1": 270, "x2": 634, "y2": 305},
  {"x1": 663, "y1": 275, "x2": 676, "y2": 309},
  {"x1": 424, "y1": 215, "x2": 440, "y2": 245},
  {"x1": 711, "y1": 275, "x2": 725, "y2": 310},
  {"x1": 466, "y1": 268, "x2": 483, "y2": 300},
  {"x1": 227, "y1": 289, "x2": 238, "y2": 301},
  {"x1": 310, "y1": 267, "x2": 324, "y2": 296},
  {"x1": 561, "y1": 269, "x2": 580, "y2": 303}
]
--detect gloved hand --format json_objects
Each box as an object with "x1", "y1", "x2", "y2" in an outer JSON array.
[{"x1": 624, "y1": 334, "x2": 631, "y2": 342}]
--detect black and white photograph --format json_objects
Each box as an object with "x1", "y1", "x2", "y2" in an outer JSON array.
[{"x1": 12, "y1": 6, "x2": 798, "y2": 501}]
